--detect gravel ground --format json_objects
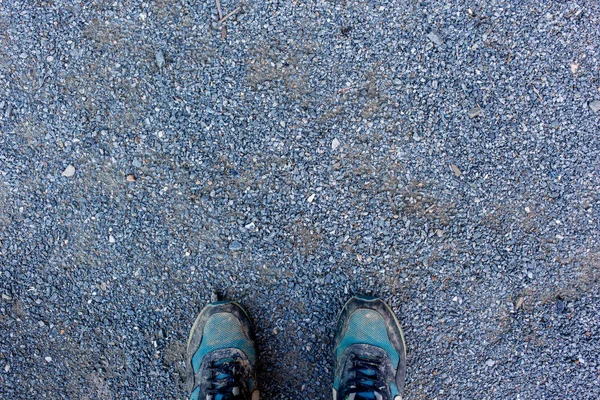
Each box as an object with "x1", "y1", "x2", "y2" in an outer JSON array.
[{"x1": 1, "y1": 0, "x2": 599, "y2": 399}]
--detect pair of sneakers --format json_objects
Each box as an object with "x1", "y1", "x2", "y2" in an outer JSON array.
[{"x1": 186, "y1": 296, "x2": 406, "y2": 400}]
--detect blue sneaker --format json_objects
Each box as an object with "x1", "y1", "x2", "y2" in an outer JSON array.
[
  {"x1": 333, "y1": 296, "x2": 407, "y2": 400},
  {"x1": 186, "y1": 301, "x2": 259, "y2": 400}
]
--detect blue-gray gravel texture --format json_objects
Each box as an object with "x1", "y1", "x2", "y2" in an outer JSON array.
[{"x1": 1, "y1": 0, "x2": 599, "y2": 399}]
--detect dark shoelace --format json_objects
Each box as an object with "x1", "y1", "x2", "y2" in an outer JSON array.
[
  {"x1": 206, "y1": 356, "x2": 246, "y2": 400},
  {"x1": 344, "y1": 354, "x2": 386, "y2": 400}
]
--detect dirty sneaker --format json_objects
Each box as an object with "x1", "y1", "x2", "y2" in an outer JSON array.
[
  {"x1": 186, "y1": 301, "x2": 259, "y2": 400},
  {"x1": 333, "y1": 296, "x2": 407, "y2": 400}
]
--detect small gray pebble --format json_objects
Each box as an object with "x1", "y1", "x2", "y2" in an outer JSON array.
[
  {"x1": 556, "y1": 299, "x2": 565, "y2": 313},
  {"x1": 229, "y1": 241, "x2": 242, "y2": 251},
  {"x1": 468, "y1": 106, "x2": 482, "y2": 118},
  {"x1": 426, "y1": 31, "x2": 443, "y2": 46},
  {"x1": 155, "y1": 50, "x2": 165, "y2": 68}
]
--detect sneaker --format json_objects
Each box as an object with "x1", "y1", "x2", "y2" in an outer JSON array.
[
  {"x1": 333, "y1": 296, "x2": 407, "y2": 400},
  {"x1": 186, "y1": 301, "x2": 259, "y2": 400}
]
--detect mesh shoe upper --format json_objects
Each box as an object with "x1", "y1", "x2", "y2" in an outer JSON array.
[
  {"x1": 186, "y1": 302, "x2": 259, "y2": 400},
  {"x1": 333, "y1": 296, "x2": 406, "y2": 400}
]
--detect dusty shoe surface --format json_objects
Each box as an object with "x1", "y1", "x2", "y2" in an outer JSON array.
[
  {"x1": 333, "y1": 296, "x2": 406, "y2": 400},
  {"x1": 186, "y1": 301, "x2": 259, "y2": 400}
]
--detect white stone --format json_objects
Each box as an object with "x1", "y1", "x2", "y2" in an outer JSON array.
[
  {"x1": 61, "y1": 165, "x2": 75, "y2": 177},
  {"x1": 331, "y1": 138, "x2": 340, "y2": 150}
]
